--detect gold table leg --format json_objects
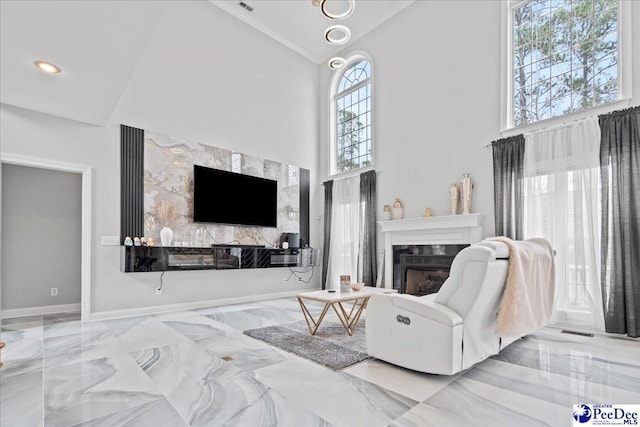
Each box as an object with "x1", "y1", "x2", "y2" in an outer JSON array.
[
  {"x1": 298, "y1": 296, "x2": 370, "y2": 336},
  {"x1": 298, "y1": 297, "x2": 331, "y2": 335},
  {"x1": 332, "y1": 297, "x2": 368, "y2": 336}
]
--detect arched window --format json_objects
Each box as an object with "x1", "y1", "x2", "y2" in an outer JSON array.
[{"x1": 331, "y1": 56, "x2": 373, "y2": 175}]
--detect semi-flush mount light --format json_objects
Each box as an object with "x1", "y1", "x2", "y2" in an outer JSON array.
[
  {"x1": 34, "y1": 60, "x2": 61, "y2": 74},
  {"x1": 324, "y1": 25, "x2": 351, "y2": 45},
  {"x1": 320, "y1": 0, "x2": 355, "y2": 20},
  {"x1": 328, "y1": 57, "x2": 346, "y2": 70}
]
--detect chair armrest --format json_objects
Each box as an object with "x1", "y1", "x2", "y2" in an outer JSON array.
[
  {"x1": 390, "y1": 294, "x2": 463, "y2": 327},
  {"x1": 366, "y1": 293, "x2": 465, "y2": 374}
]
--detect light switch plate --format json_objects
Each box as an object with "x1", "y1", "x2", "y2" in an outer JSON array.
[{"x1": 101, "y1": 236, "x2": 120, "y2": 246}]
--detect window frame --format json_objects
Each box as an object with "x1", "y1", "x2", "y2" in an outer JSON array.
[
  {"x1": 500, "y1": 0, "x2": 632, "y2": 133},
  {"x1": 329, "y1": 52, "x2": 375, "y2": 178}
]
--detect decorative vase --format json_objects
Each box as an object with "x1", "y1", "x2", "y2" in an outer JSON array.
[
  {"x1": 160, "y1": 226, "x2": 173, "y2": 247},
  {"x1": 391, "y1": 198, "x2": 403, "y2": 220},
  {"x1": 449, "y1": 183, "x2": 459, "y2": 215},
  {"x1": 460, "y1": 173, "x2": 472, "y2": 215},
  {"x1": 382, "y1": 204, "x2": 392, "y2": 220}
]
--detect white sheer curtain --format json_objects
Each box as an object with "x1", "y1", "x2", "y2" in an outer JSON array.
[
  {"x1": 326, "y1": 175, "x2": 361, "y2": 290},
  {"x1": 523, "y1": 116, "x2": 605, "y2": 331}
]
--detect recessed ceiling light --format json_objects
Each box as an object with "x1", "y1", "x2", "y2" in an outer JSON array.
[
  {"x1": 320, "y1": 0, "x2": 355, "y2": 20},
  {"x1": 328, "y1": 57, "x2": 346, "y2": 70},
  {"x1": 34, "y1": 60, "x2": 61, "y2": 74},
  {"x1": 170, "y1": 147, "x2": 185, "y2": 154},
  {"x1": 324, "y1": 25, "x2": 351, "y2": 45}
]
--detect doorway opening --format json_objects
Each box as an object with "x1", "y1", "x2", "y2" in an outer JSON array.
[{"x1": 1, "y1": 154, "x2": 92, "y2": 321}]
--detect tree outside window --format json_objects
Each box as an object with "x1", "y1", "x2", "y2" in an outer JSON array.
[
  {"x1": 512, "y1": 0, "x2": 618, "y2": 127},
  {"x1": 334, "y1": 60, "x2": 372, "y2": 174}
]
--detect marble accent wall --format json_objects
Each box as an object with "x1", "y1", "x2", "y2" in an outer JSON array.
[{"x1": 143, "y1": 130, "x2": 300, "y2": 247}]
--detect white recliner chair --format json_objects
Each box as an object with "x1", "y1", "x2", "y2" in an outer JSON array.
[{"x1": 365, "y1": 240, "x2": 520, "y2": 375}]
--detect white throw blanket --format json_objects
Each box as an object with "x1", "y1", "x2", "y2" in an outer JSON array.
[{"x1": 488, "y1": 237, "x2": 555, "y2": 337}]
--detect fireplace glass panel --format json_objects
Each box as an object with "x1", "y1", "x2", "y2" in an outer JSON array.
[{"x1": 392, "y1": 244, "x2": 468, "y2": 295}]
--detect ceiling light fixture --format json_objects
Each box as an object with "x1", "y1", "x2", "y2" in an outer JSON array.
[
  {"x1": 328, "y1": 57, "x2": 346, "y2": 70},
  {"x1": 320, "y1": 0, "x2": 355, "y2": 20},
  {"x1": 34, "y1": 60, "x2": 61, "y2": 74},
  {"x1": 324, "y1": 25, "x2": 351, "y2": 45}
]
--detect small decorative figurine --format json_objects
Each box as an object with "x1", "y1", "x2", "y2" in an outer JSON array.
[
  {"x1": 133, "y1": 237, "x2": 141, "y2": 246},
  {"x1": 124, "y1": 236, "x2": 133, "y2": 246},
  {"x1": 423, "y1": 208, "x2": 432, "y2": 218},
  {"x1": 147, "y1": 238, "x2": 156, "y2": 246},
  {"x1": 382, "y1": 204, "x2": 392, "y2": 220},
  {"x1": 391, "y1": 198, "x2": 403, "y2": 220},
  {"x1": 140, "y1": 237, "x2": 147, "y2": 246}
]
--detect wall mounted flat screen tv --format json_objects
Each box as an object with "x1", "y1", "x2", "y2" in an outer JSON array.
[{"x1": 193, "y1": 164, "x2": 277, "y2": 228}]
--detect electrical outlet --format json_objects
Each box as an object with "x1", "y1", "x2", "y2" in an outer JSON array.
[
  {"x1": 101, "y1": 236, "x2": 120, "y2": 246},
  {"x1": 51, "y1": 288, "x2": 58, "y2": 297},
  {"x1": 155, "y1": 288, "x2": 162, "y2": 296}
]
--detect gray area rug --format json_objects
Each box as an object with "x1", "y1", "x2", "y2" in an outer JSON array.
[{"x1": 243, "y1": 319, "x2": 371, "y2": 370}]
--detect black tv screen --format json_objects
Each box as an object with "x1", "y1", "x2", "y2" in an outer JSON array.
[{"x1": 193, "y1": 165, "x2": 277, "y2": 228}]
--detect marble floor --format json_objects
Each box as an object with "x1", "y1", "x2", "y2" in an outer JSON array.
[{"x1": 1, "y1": 297, "x2": 639, "y2": 427}]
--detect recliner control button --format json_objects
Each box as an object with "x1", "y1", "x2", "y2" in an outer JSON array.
[{"x1": 396, "y1": 315, "x2": 411, "y2": 325}]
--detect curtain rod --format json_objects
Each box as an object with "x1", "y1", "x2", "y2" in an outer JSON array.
[
  {"x1": 322, "y1": 169, "x2": 380, "y2": 185},
  {"x1": 485, "y1": 102, "x2": 637, "y2": 148},
  {"x1": 484, "y1": 113, "x2": 601, "y2": 148}
]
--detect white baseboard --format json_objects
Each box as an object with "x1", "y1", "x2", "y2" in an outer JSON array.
[
  {"x1": 0, "y1": 303, "x2": 81, "y2": 319},
  {"x1": 90, "y1": 289, "x2": 319, "y2": 322}
]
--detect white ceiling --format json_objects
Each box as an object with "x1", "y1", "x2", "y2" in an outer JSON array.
[
  {"x1": 209, "y1": 0, "x2": 415, "y2": 64},
  {"x1": 0, "y1": 1, "x2": 170, "y2": 126},
  {"x1": 0, "y1": 0, "x2": 413, "y2": 126}
]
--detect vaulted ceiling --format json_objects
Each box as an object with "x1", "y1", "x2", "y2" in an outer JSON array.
[{"x1": 0, "y1": 0, "x2": 414, "y2": 126}]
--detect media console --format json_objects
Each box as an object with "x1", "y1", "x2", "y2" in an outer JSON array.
[{"x1": 121, "y1": 245, "x2": 314, "y2": 273}]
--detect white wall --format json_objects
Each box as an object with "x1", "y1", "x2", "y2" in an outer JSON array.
[
  {"x1": 1, "y1": 1, "x2": 320, "y2": 318},
  {"x1": 2, "y1": 0, "x2": 637, "y2": 317},
  {"x1": 1, "y1": 164, "x2": 81, "y2": 310},
  {"x1": 320, "y1": 0, "x2": 640, "y2": 240}
]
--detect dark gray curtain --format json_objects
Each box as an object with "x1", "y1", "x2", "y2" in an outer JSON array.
[
  {"x1": 599, "y1": 106, "x2": 640, "y2": 338},
  {"x1": 321, "y1": 180, "x2": 333, "y2": 290},
  {"x1": 492, "y1": 134, "x2": 525, "y2": 240},
  {"x1": 359, "y1": 170, "x2": 377, "y2": 287}
]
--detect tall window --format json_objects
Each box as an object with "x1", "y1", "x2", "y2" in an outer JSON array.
[
  {"x1": 510, "y1": 0, "x2": 619, "y2": 127},
  {"x1": 333, "y1": 58, "x2": 373, "y2": 174},
  {"x1": 522, "y1": 117, "x2": 605, "y2": 330}
]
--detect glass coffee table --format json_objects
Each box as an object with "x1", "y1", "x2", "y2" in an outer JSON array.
[{"x1": 297, "y1": 287, "x2": 396, "y2": 336}]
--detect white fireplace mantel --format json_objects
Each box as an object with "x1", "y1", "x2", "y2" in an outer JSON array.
[{"x1": 378, "y1": 213, "x2": 484, "y2": 288}]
